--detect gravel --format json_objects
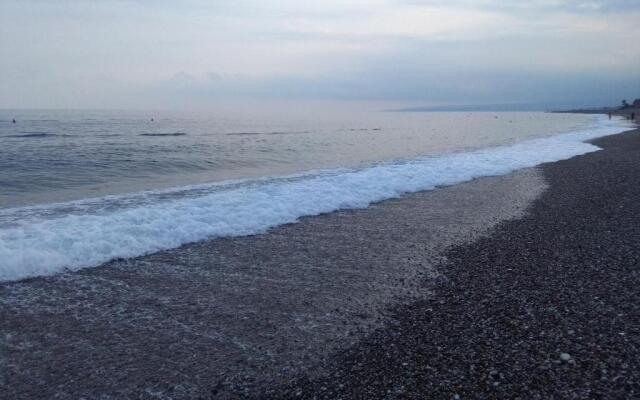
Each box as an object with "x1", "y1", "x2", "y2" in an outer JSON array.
[
  {"x1": 262, "y1": 128, "x2": 640, "y2": 399},
  {"x1": 0, "y1": 166, "x2": 545, "y2": 399},
  {"x1": 3, "y1": 128, "x2": 640, "y2": 399}
]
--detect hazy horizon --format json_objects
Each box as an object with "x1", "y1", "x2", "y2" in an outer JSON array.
[{"x1": 1, "y1": 0, "x2": 639, "y2": 109}]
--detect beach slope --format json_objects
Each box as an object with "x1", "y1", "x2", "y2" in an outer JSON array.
[
  {"x1": 2, "y1": 128, "x2": 640, "y2": 399},
  {"x1": 267, "y1": 128, "x2": 640, "y2": 399}
]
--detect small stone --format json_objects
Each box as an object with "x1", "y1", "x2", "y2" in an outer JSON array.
[{"x1": 560, "y1": 353, "x2": 572, "y2": 362}]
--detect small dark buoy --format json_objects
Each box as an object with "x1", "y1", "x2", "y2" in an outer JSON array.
[{"x1": 12, "y1": 119, "x2": 16, "y2": 124}]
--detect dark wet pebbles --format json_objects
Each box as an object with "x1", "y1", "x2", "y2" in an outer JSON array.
[{"x1": 263, "y1": 129, "x2": 640, "y2": 399}]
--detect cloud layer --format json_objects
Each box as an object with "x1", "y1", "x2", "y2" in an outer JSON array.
[{"x1": 1, "y1": 0, "x2": 638, "y2": 108}]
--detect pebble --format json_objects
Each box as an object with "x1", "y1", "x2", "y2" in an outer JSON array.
[{"x1": 264, "y1": 129, "x2": 640, "y2": 399}]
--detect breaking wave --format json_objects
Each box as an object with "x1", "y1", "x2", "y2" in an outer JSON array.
[{"x1": 0, "y1": 116, "x2": 632, "y2": 281}]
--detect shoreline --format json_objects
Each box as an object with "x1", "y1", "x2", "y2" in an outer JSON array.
[
  {"x1": 1, "y1": 125, "x2": 639, "y2": 398},
  {"x1": 1, "y1": 167, "x2": 546, "y2": 399},
  {"x1": 554, "y1": 106, "x2": 639, "y2": 120},
  {"x1": 1, "y1": 114, "x2": 630, "y2": 283},
  {"x1": 263, "y1": 126, "x2": 640, "y2": 398}
]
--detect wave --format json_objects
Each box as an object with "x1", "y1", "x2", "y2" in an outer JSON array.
[
  {"x1": 6, "y1": 132, "x2": 54, "y2": 138},
  {"x1": 139, "y1": 132, "x2": 187, "y2": 137},
  {"x1": 336, "y1": 128, "x2": 382, "y2": 132},
  {"x1": 0, "y1": 116, "x2": 632, "y2": 282},
  {"x1": 226, "y1": 131, "x2": 311, "y2": 136}
]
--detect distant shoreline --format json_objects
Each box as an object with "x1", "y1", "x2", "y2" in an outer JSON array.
[
  {"x1": 553, "y1": 106, "x2": 640, "y2": 118},
  {"x1": 387, "y1": 105, "x2": 640, "y2": 117}
]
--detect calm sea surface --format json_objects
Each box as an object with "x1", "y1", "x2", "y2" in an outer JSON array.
[{"x1": 0, "y1": 109, "x2": 592, "y2": 208}]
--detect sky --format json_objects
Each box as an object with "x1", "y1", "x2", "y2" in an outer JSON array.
[{"x1": 1, "y1": 0, "x2": 639, "y2": 109}]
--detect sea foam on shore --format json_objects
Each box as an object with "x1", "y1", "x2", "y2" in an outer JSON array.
[{"x1": 0, "y1": 115, "x2": 633, "y2": 282}]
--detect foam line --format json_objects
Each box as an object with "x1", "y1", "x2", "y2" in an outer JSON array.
[{"x1": 0, "y1": 116, "x2": 632, "y2": 281}]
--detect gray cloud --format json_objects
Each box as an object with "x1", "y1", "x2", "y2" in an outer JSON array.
[
  {"x1": 0, "y1": 0, "x2": 638, "y2": 108},
  {"x1": 402, "y1": 0, "x2": 640, "y2": 13}
]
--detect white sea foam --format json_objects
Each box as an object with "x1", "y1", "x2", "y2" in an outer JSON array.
[{"x1": 0, "y1": 115, "x2": 633, "y2": 281}]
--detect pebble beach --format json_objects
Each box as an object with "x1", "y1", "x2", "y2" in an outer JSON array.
[{"x1": 1, "y1": 126, "x2": 639, "y2": 399}]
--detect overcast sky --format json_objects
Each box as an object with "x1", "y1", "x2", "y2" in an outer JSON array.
[{"x1": 1, "y1": 0, "x2": 638, "y2": 109}]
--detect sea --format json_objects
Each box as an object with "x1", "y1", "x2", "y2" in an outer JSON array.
[{"x1": 0, "y1": 108, "x2": 633, "y2": 281}]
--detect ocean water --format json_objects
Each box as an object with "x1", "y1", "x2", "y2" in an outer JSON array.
[{"x1": 0, "y1": 109, "x2": 633, "y2": 281}]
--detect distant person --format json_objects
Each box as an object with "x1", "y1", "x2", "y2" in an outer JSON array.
[
  {"x1": 150, "y1": 118, "x2": 154, "y2": 122},
  {"x1": 12, "y1": 118, "x2": 16, "y2": 124},
  {"x1": 608, "y1": 113, "x2": 611, "y2": 120},
  {"x1": 632, "y1": 113, "x2": 636, "y2": 121}
]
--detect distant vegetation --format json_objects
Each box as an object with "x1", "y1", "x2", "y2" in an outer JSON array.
[{"x1": 620, "y1": 98, "x2": 640, "y2": 109}]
